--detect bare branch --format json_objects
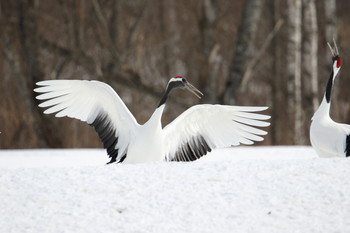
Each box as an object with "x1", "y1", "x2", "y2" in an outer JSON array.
[
  {"x1": 39, "y1": 38, "x2": 188, "y2": 107},
  {"x1": 240, "y1": 18, "x2": 284, "y2": 91},
  {"x1": 90, "y1": 0, "x2": 119, "y2": 61}
]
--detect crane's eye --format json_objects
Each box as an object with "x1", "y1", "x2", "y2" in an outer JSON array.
[{"x1": 336, "y1": 58, "x2": 343, "y2": 68}]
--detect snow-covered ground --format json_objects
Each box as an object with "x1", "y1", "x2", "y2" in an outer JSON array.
[{"x1": 0, "y1": 146, "x2": 349, "y2": 233}]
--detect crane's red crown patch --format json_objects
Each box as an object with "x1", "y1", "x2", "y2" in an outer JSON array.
[{"x1": 337, "y1": 58, "x2": 343, "y2": 68}]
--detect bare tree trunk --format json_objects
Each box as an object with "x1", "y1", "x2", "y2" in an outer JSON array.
[
  {"x1": 17, "y1": 0, "x2": 50, "y2": 147},
  {"x1": 110, "y1": 0, "x2": 119, "y2": 52},
  {"x1": 287, "y1": 0, "x2": 303, "y2": 144},
  {"x1": 324, "y1": 0, "x2": 337, "y2": 42},
  {"x1": 78, "y1": 0, "x2": 86, "y2": 51},
  {"x1": 302, "y1": 0, "x2": 318, "y2": 112},
  {"x1": 200, "y1": 0, "x2": 220, "y2": 103},
  {"x1": 271, "y1": 0, "x2": 284, "y2": 145},
  {"x1": 223, "y1": 0, "x2": 264, "y2": 105}
]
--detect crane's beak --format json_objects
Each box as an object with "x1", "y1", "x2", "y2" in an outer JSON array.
[
  {"x1": 327, "y1": 38, "x2": 339, "y2": 56},
  {"x1": 327, "y1": 42, "x2": 336, "y2": 56},
  {"x1": 185, "y1": 82, "x2": 204, "y2": 99}
]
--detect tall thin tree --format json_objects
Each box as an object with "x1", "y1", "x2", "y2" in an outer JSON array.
[
  {"x1": 223, "y1": 0, "x2": 264, "y2": 105},
  {"x1": 302, "y1": 0, "x2": 319, "y2": 113},
  {"x1": 287, "y1": 0, "x2": 303, "y2": 144}
]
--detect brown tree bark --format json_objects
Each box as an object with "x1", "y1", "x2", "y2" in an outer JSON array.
[
  {"x1": 271, "y1": 0, "x2": 285, "y2": 145},
  {"x1": 223, "y1": 0, "x2": 264, "y2": 105},
  {"x1": 324, "y1": 0, "x2": 337, "y2": 42},
  {"x1": 287, "y1": 0, "x2": 303, "y2": 144},
  {"x1": 302, "y1": 0, "x2": 319, "y2": 113},
  {"x1": 199, "y1": 0, "x2": 221, "y2": 104}
]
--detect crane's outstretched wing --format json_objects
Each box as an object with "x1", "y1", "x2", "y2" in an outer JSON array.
[
  {"x1": 34, "y1": 80, "x2": 140, "y2": 163},
  {"x1": 163, "y1": 105, "x2": 270, "y2": 161}
]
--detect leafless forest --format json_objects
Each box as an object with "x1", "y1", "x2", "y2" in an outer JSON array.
[{"x1": 1, "y1": 0, "x2": 350, "y2": 149}]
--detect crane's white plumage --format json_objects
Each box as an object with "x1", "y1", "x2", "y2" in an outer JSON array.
[
  {"x1": 35, "y1": 76, "x2": 270, "y2": 163},
  {"x1": 163, "y1": 105, "x2": 269, "y2": 161},
  {"x1": 310, "y1": 41, "x2": 350, "y2": 158},
  {"x1": 35, "y1": 80, "x2": 139, "y2": 163}
]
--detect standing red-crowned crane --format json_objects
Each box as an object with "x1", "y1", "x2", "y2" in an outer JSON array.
[
  {"x1": 310, "y1": 41, "x2": 350, "y2": 157},
  {"x1": 34, "y1": 76, "x2": 270, "y2": 163}
]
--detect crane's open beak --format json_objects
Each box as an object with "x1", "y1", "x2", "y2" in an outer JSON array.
[
  {"x1": 185, "y1": 82, "x2": 204, "y2": 99},
  {"x1": 327, "y1": 42, "x2": 336, "y2": 56},
  {"x1": 327, "y1": 38, "x2": 339, "y2": 56}
]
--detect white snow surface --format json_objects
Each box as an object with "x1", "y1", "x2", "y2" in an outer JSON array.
[{"x1": 0, "y1": 146, "x2": 349, "y2": 233}]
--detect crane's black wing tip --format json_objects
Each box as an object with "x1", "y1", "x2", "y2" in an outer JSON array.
[
  {"x1": 170, "y1": 135, "x2": 211, "y2": 162},
  {"x1": 89, "y1": 112, "x2": 127, "y2": 164}
]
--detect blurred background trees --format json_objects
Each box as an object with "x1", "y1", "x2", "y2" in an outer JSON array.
[{"x1": 0, "y1": 0, "x2": 349, "y2": 149}]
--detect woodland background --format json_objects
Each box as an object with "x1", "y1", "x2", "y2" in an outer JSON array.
[{"x1": 0, "y1": 0, "x2": 349, "y2": 149}]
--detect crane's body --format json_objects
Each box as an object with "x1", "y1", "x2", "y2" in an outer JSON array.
[
  {"x1": 35, "y1": 76, "x2": 270, "y2": 164},
  {"x1": 310, "y1": 41, "x2": 350, "y2": 158},
  {"x1": 310, "y1": 98, "x2": 350, "y2": 157},
  {"x1": 124, "y1": 106, "x2": 165, "y2": 163}
]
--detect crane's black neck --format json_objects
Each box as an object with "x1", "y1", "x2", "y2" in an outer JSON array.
[
  {"x1": 158, "y1": 88, "x2": 172, "y2": 107},
  {"x1": 325, "y1": 70, "x2": 334, "y2": 103},
  {"x1": 157, "y1": 81, "x2": 183, "y2": 108}
]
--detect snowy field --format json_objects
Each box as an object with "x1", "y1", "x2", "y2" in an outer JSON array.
[{"x1": 0, "y1": 146, "x2": 349, "y2": 233}]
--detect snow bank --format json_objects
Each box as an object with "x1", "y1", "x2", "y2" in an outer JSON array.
[{"x1": 0, "y1": 147, "x2": 349, "y2": 233}]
